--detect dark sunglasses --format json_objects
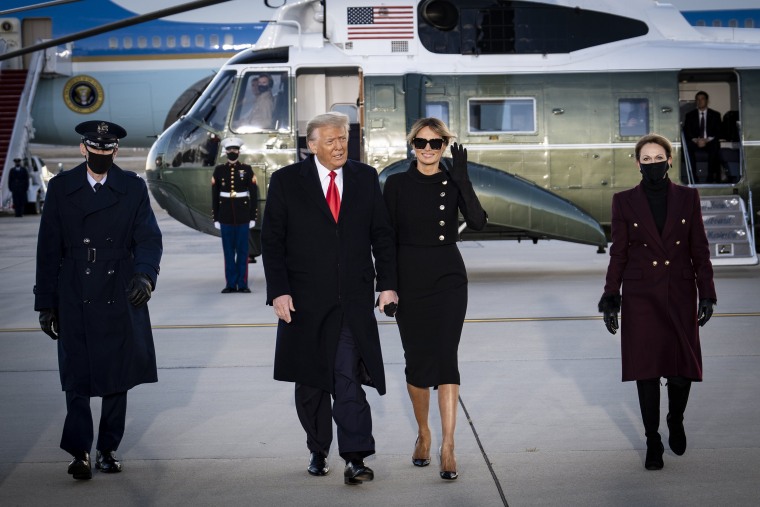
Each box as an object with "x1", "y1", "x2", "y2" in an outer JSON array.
[{"x1": 412, "y1": 137, "x2": 444, "y2": 150}]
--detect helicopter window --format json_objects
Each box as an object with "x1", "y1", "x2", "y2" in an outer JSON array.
[
  {"x1": 230, "y1": 71, "x2": 290, "y2": 133},
  {"x1": 419, "y1": 0, "x2": 648, "y2": 55},
  {"x1": 426, "y1": 102, "x2": 450, "y2": 125},
  {"x1": 619, "y1": 98, "x2": 649, "y2": 138},
  {"x1": 468, "y1": 98, "x2": 535, "y2": 134},
  {"x1": 187, "y1": 70, "x2": 236, "y2": 131},
  {"x1": 372, "y1": 85, "x2": 397, "y2": 110}
]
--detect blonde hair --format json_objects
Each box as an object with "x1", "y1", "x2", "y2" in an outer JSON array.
[
  {"x1": 306, "y1": 112, "x2": 349, "y2": 141},
  {"x1": 406, "y1": 117, "x2": 455, "y2": 146},
  {"x1": 635, "y1": 133, "x2": 672, "y2": 160}
]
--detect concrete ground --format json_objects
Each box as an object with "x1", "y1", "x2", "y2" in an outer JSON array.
[{"x1": 1, "y1": 148, "x2": 758, "y2": 506}]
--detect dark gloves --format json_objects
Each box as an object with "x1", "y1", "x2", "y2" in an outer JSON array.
[
  {"x1": 127, "y1": 273, "x2": 153, "y2": 307},
  {"x1": 697, "y1": 299, "x2": 715, "y2": 327},
  {"x1": 598, "y1": 294, "x2": 621, "y2": 335},
  {"x1": 39, "y1": 309, "x2": 59, "y2": 340},
  {"x1": 449, "y1": 142, "x2": 469, "y2": 184}
]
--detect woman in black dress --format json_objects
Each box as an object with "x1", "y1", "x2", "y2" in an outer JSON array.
[{"x1": 383, "y1": 118, "x2": 487, "y2": 480}]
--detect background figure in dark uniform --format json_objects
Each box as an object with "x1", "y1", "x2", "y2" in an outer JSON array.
[
  {"x1": 212, "y1": 137, "x2": 258, "y2": 293},
  {"x1": 34, "y1": 121, "x2": 162, "y2": 480},
  {"x1": 9, "y1": 157, "x2": 29, "y2": 217},
  {"x1": 262, "y1": 112, "x2": 398, "y2": 486},
  {"x1": 683, "y1": 91, "x2": 722, "y2": 183}
]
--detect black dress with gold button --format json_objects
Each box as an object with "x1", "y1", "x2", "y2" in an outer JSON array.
[{"x1": 383, "y1": 161, "x2": 486, "y2": 387}]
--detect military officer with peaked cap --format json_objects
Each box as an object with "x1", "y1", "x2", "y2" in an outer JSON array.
[
  {"x1": 34, "y1": 120, "x2": 162, "y2": 480},
  {"x1": 212, "y1": 137, "x2": 258, "y2": 293}
]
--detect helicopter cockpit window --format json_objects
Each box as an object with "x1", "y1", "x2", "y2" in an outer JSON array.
[
  {"x1": 231, "y1": 71, "x2": 290, "y2": 133},
  {"x1": 186, "y1": 70, "x2": 236, "y2": 131},
  {"x1": 619, "y1": 98, "x2": 649, "y2": 138},
  {"x1": 468, "y1": 97, "x2": 536, "y2": 134}
]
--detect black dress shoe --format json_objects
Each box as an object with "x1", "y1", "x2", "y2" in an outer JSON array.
[
  {"x1": 307, "y1": 452, "x2": 329, "y2": 476},
  {"x1": 221, "y1": 287, "x2": 236, "y2": 293},
  {"x1": 238, "y1": 287, "x2": 251, "y2": 293},
  {"x1": 96, "y1": 450, "x2": 122, "y2": 473},
  {"x1": 67, "y1": 452, "x2": 92, "y2": 480},
  {"x1": 344, "y1": 460, "x2": 374, "y2": 485}
]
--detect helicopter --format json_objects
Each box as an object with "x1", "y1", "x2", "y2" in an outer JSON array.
[{"x1": 145, "y1": 0, "x2": 760, "y2": 265}]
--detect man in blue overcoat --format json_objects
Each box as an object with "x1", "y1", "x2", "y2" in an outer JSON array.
[{"x1": 34, "y1": 121, "x2": 162, "y2": 480}]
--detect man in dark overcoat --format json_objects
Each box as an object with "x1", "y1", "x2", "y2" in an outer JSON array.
[
  {"x1": 8, "y1": 157, "x2": 29, "y2": 217},
  {"x1": 683, "y1": 90, "x2": 722, "y2": 183},
  {"x1": 212, "y1": 137, "x2": 258, "y2": 293},
  {"x1": 599, "y1": 133, "x2": 716, "y2": 470},
  {"x1": 261, "y1": 112, "x2": 397, "y2": 486},
  {"x1": 34, "y1": 121, "x2": 162, "y2": 480}
]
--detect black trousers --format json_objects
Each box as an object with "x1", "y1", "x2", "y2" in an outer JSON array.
[
  {"x1": 61, "y1": 390, "x2": 127, "y2": 457},
  {"x1": 294, "y1": 322, "x2": 374, "y2": 461}
]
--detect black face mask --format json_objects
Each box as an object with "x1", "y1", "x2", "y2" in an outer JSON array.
[
  {"x1": 86, "y1": 149, "x2": 114, "y2": 175},
  {"x1": 257, "y1": 84, "x2": 270, "y2": 93},
  {"x1": 640, "y1": 161, "x2": 669, "y2": 183},
  {"x1": 226, "y1": 151, "x2": 239, "y2": 162}
]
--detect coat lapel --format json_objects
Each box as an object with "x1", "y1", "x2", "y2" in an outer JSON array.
[
  {"x1": 626, "y1": 184, "x2": 666, "y2": 251},
  {"x1": 660, "y1": 181, "x2": 683, "y2": 241},
  {"x1": 64, "y1": 164, "x2": 123, "y2": 217},
  {"x1": 298, "y1": 156, "x2": 335, "y2": 222},
  {"x1": 339, "y1": 161, "x2": 359, "y2": 222}
]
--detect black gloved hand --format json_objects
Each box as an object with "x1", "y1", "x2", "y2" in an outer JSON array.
[
  {"x1": 697, "y1": 299, "x2": 714, "y2": 327},
  {"x1": 598, "y1": 294, "x2": 621, "y2": 335},
  {"x1": 449, "y1": 142, "x2": 470, "y2": 184},
  {"x1": 39, "y1": 309, "x2": 59, "y2": 340},
  {"x1": 127, "y1": 273, "x2": 153, "y2": 307}
]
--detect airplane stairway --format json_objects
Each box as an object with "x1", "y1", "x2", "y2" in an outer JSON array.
[
  {"x1": 699, "y1": 194, "x2": 758, "y2": 266},
  {"x1": 0, "y1": 69, "x2": 26, "y2": 179}
]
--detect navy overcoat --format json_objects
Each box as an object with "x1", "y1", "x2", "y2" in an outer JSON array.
[
  {"x1": 261, "y1": 156, "x2": 397, "y2": 395},
  {"x1": 35, "y1": 163, "x2": 162, "y2": 396},
  {"x1": 603, "y1": 181, "x2": 716, "y2": 381}
]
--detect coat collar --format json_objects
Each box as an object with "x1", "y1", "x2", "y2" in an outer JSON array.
[
  {"x1": 627, "y1": 180, "x2": 681, "y2": 251},
  {"x1": 298, "y1": 155, "x2": 358, "y2": 223},
  {"x1": 64, "y1": 163, "x2": 127, "y2": 216}
]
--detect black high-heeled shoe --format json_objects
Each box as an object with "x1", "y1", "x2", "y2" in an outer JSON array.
[
  {"x1": 438, "y1": 446, "x2": 458, "y2": 480},
  {"x1": 412, "y1": 436, "x2": 431, "y2": 467}
]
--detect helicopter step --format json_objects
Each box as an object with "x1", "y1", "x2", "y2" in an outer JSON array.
[{"x1": 700, "y1": 194, "x2": 758, "y2": 266}]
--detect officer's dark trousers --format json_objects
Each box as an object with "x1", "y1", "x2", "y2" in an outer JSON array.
[
  {"x1": 61, "y1": 390, "x2": 127, "y2": 457},
  {"x1": 12, "y1": 191, "x2": 26, "y2": 216},
  {"x1": 295, "y1": 322, "x2": 375, "y2": 462},
  {"x1": 221, "y1": 223, "x2": 250, "y2": 289}
]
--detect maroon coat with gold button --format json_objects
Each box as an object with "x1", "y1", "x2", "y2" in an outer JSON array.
[{"x1": 603, "y1": 181, "x2": 716, "y2": 382}]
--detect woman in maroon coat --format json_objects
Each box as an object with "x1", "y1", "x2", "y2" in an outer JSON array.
[{"x1": 598, "y1": 134, "x2": 716, "y2": 471}]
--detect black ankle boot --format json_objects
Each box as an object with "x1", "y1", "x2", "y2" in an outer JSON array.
[
  {"x1": 667, "y1": 377, "x2": 692, "y2": 456},
  {"x1": 637, "y1": 379, "x2": 663, "y2": 470}
]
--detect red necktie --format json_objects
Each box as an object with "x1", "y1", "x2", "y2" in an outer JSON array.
[{"x1": 326, "y1": 171, "x2": 340, "y2": 222}]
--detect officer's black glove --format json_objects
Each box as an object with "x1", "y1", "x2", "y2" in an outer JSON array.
[
  {"x1": 39, "y1": 309, "x2": 59, "y2": 340},
  {"x1": 598, "y1": 294, "x2": 621, "y2": 335},
  {"x1": 697, "y1": 298, "x2": 715, "y2": 327},
  {"x1": 127, "y1": 273, "x2": 153, "y2": 307},
  {"x1": 449, "y1": 142, "x2": 470, "y2": 184}
]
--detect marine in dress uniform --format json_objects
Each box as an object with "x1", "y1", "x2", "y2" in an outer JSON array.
[
  {"x1": 211, "y1": 137, "x2": 258, "y2": 293},
  {"x1": 8, "y1": 157, "x2": 29, "y2": 217},
  {"x1": 34, "y1": 120, "x2": 162, "y2": 480}
]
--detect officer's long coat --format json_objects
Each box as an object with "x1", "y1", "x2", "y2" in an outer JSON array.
[
  {"x1": 261, "y1": 156, "x2": 397, "y2": 395},
  {"x1": 35, "y1": 163, "x2": 162, "y2": 396},
  {"x1": 603, "y1": 181, "x2": 716, "y2": 381}
]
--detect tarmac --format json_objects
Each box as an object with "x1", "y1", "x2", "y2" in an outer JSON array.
[{"x1": 1, "y1": 148, "x2": 759, "y2": 506}]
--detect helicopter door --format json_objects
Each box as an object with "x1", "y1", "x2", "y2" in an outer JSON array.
[{"x1": 295, "y1": 67, "x2": 363, "y2": 161}]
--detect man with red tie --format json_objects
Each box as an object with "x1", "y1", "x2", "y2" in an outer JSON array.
[
  {"x1": 683, "y1": 91, "x2": 722, "y2": 183},
  {"x1": 261, "y1": 112, "x2": 398, "y2": 486}
]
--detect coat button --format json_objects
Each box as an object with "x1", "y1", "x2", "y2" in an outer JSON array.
[
  {"x1": 439, "y1": 205, "x2": 445, "y2": 210},
  {"x1": 652, "y1": 261, "x2": 658, "y2": 267},
  {"x1": 633, "y1": 223, "x2": 638, "y2": 228},
  {"x1": 442, "y1": 180, "x2": 448, "y2": 185},
  {"x1": 681, "y1": 219, "x2": 686, "y2": 224},
  {"x1": 107, "y1": 269, "x2": 115, "y2": 275},
  {"x1": 644, "y1": 243, "x2": 648, "y2": 247},
  {"x1": 83, "y1": 238, "x2": 90, "y2": 244},
  {"x1": 664, "y1": 260, "x2": 670, "y2": 266},
  {"x1": 440, "y1": 192, "x2": 446, "y2": 197},
  {"x1": 106, "y1": 237, "x2": 113, "y2": 243},
  {"x1": 439, "y1": 235, "x2": 445, "y2": 241},
  {"x1": 107, "y1": 300, "x2": 115, "y2": 305},
  {"x1": 83, "y1": 299, "x2": 91, "y2": 304},
  {"x1": 85, "y1": 268, "x2": 91, "y2": 275},
  {"x1": 676, "y1": 240, "x2": 681, "y2": 245},
  {"x1": 439, "y1": 220, "x2": 445, "y2": 226}
]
